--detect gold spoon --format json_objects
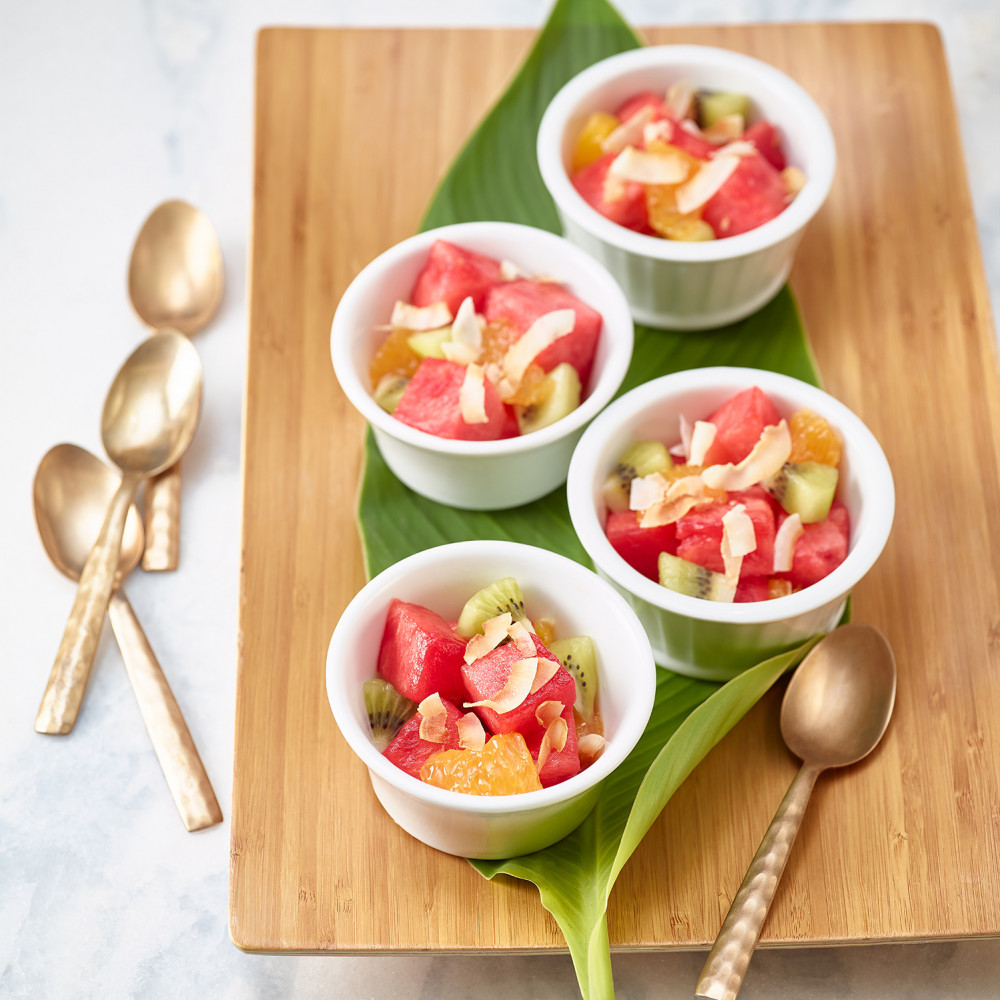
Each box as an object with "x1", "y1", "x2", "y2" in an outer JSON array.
[
  {"x1": 128, "y1": 199, "x2": 224, "y2": 572},
  {"x1": 34, "y1": 444, "x2": 222, "y2": 831},
  {"x1": 695, "y1": 624, "x2": 897, "y2": 1000},
  {"x1": 35, "y1": 330, "x2": 202, "y2": 735}
]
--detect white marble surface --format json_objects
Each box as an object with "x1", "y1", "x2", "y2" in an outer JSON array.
[{"x1": 1, "y1": 2, "x2": 997, "y2": 998}]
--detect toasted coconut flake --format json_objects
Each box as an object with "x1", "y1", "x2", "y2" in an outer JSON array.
[
  {"x1": 458, "y1": 363, "x2": 489, "y2": 425},
  {"x1": 783, "y1": 165, "x2": 807, "y2": 198},
  {"x1": 464, "y1": 657, "x2": 537, "y2": 714},
  {"x1": 675, "y1": 153, "x2": 741, "y2": 215},
  {"x1": 722, "y1": 503, "x2": 756, "y2": 586},
  {"x1": 464, "y1": 611, "x2": 513, "y2": 664},
  {"x1": 701, "y1": 420, "x2": 791, "y2": 491},
  {"x1": 629, "y1": 471, "x2": 670, "y2": 511},
  {"x1": 441, "y1": 296, "x2": 484, "y2": 364},
  {"x1": 500, "y1": 259, "x2": 530, "y2": 281},
  {"x1": 703, "y1": 113, "x2": 745, "y2": 143},
  {"x1": 578, "y1": 733, "x2": 607, "y2": 767},
  {"x1": 639, "y1": 475, "x2": 714, "y2": 527},
  {"x1": 643, "y1": 119, "x2": 672, "y2": 145},
  {"x1": 535, "y1": 700, "x2": 564, "y2": 728},
  {"x1": 602, "y1": 170, "x2": 628, "y2": 203},
  {"x1": 507, "y1": 620, "x2": 536, "y2": 657},
  {"x1": 501, "y1": 309, "x2": 575, "y2": 389},
  {"x1": 714, "y1": 139, "x2": 757, "y2": 158},
  {"x1": 601, "y1": 105, "x2": 656, "y2": 154},
  {"x1": 666, "y1": 80, "x2": 695, "y2": 120},
  {"x1": 609, "y1": 146, "x2": 688, "y2": 185},
  {"x1": 773, "y1": 512, "x2": 804, "y2": 573},
  {"x1": 417, "y1": 692, "x2": 448, "y2": 743},
  {"x1": 456, "y1": 712, "x2": 486, "y2": 751},
  {"x1": 440, "y1": 340, "x2": 479, "y2": 365},
  {"x1": 688, "y1": 420, "x2": 718, "y2": 466},
  {"x1": 529, "y1": 657, "x2": 560, "y2": 695},
  {"x1": 536, "y1": 714, "x2": 569, "y2": 774},
  {"x1": 390, "y1": 300, "x2": 452, "y2": 331},
  {"x1": 675, "y1": 413, "x2": 694, "y2": 461}
]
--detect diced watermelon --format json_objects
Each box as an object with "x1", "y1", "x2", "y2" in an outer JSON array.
[
  {"x1": 702, "y1": 152, "x2": 788, "y2": 238},
  {"x1": 660, "y1": 120, "x2": 716, "y2": 160},
  {"x1": 409, "y1": 239, "x2": 503, "y2": 313},
  {"x1": 393, "y1": 358, "x2": 509, "y2": 441},
  {"x1": 734, "y1": 576, "x2": 771, "y2": 603},
  {"x1": 523, "y1": 702, "x2": 580, "y2": 787},
  {"x1": 482, "y1": 279, "x2": 603, "y2": 389},
  {"x1": 701, "y1": 386, "x2": 784, "y2": 467},
  {"x1": 571, "y1": 152, "x2": 650, "y2": 233},
  {"x1": 462, "y1": 632, "x2": 576, "y2": 738},
  {"x1": 744, "y1": 120, "x2": 787, "y2": 171},
  {"x1": 382, "y1": 697, "x2": 465, "y2": 779},
  {"x1": 604, "y1": 508, "x2": 678, "y2": 581},
  {"x1": 614, "y1": 90, "x2": 668, "y2": 123},
  {"x1": 377, "y1": 598, "x2": 468, "y2": 705},
  {"x1": 783, "y1": 502, "x2": 850, "y2": 588},
  {"x1": 675, "y1": 490, "x2": 777, "y2": 578}
]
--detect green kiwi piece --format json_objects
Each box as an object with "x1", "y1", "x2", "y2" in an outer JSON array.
[
  {"x1": 658, "y1": 552, "x2": 735, "y2": 602},
  {"x1": 372, "y1": 373, "x2": 410, "y2": 413},
  {"x1": 516, "y1": 362, "x2": 582, "y2": 435},
  {"x1": 765, "y1": 461, "x2": 838, "y2": 523},
  {"x1": 696, "y1": 90, "x2": 750, "y2": 128},
  {"x1": 456, "y1": 576, "x2": 532, "y2": 639},
  {"x1": 363, "y1": 678, "x2": 417, "y2": 751},
  {"x1": 601, "y1": 440, "x2": 673, "y2": 512},
  {"x1": 548, "y1": 635, "x2": 598, "y2": 724},
  {"x1": 406, "y1": 327, "x2": 451, "y2": 359}
]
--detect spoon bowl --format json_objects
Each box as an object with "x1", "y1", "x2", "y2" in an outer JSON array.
[
  {"x1": 696, "y1": 624, "x2": 896, "y2": 1000},
  {"x1": 128, "y1": 200, "x2": 223, "y2": 335}
]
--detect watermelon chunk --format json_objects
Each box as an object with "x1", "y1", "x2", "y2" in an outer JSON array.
[
  {"x1": 523, "y1": 702, "x2": 580, "y2": 787},
  {"x1": 734, "y1": 576, "x2": 771, "y2": 603},
  {"x1": 605, "y1": 508, "x2": 678, "y2": 581},
  {"x1": 482, "y1": 279, "x2": 603, "y2": 388},
  {"x1": 383, "y1": 697, "x2": 465, "y2": 779},
  {"x1": 614, "y1": 90, "x2": 668, "y2": 123},
  {"x1": 702, "y1": 152, "x2": 788, "y2": 238},
  {"x1": 393, "y1": 358, "x2": 509, "y2": 441},
  {"x1": 377, "y1": 598, "x2": 468, "y2": 705},
  {"x1": 784, "y1": 502, "x2": 851, "y2": 588},
  {"x1": 462, "y1": 632, "x2": 575, "y2": 737},
  {"x1": 744, "y1": 120, "x2": 787, "y2": 171},
  {"x1": 571, "y1": 152, "x2": 650, "y2": 233},
  {"x1": 409, "y1": 239, "x2": 503, "y2": 314},
  {"x1": 675, "y1": 490, "x2": 777, "y2": 578},
  {"x1": 701, "y1": 386, "x2": 784, "y2": 467}
]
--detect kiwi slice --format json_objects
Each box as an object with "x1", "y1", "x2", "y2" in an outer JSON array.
[
  {"x1": 696, "y1": 90, "x2": 750, "y2": 129},
  {"x1": 456, "y1": 576, "x2": 532, "y2": 639},
  {"x1": 363, "y1": 678, "x2": 417, "y2": 751},
  {"x1": 407, "y1": 327, "x2": 451, "y2": 359},
  {"x1": 548, "y1": 635, "x2": 599, "y2": 726},
  {"x1": 601, "y1": 440, "x2": 673, "y2": 512},
  {"x1": 658, "y1": 552, "x2": 735, "y2": 602},
  {"x1": 764, "y1": 461, "x2": 838, "y2": 523},
  {"x1": 516, "y1": 362, "x2": 581, "y2": 435},
  {"x1": 372, "y1": 373, "x2": 410, "y2": 413}
]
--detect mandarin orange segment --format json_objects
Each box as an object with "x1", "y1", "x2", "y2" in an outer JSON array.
[
  {"x1": 767, "y1": 578, "x2": 794, "y2": 600},
  {"x1": 479, "y1": 318, "x2": 520, "y2": 367},
  {"x1": 571, "y1": 110, "x2": 621, "y2": 172},
  {"x1": 419, "y1": 732, "x2": 543, "y2": 796},
  {"x1": 789, "y1": 409, "x2": 842, "y2": 467},
  {"x1": 503, "y1": 363, "x2": 549, "y2": 406},
  {"x1": 369, "y1": 327, "x2": 422, "y2": 385},
  {"x1": 533, "y1": 617, "x2": 557, "y2": 647}
]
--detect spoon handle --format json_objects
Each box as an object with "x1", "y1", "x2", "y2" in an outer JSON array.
[
  {"x1": 36, "y1": 473, "x2": 139, "y2": 735},
  {"x1": 141, "y1": 462, "x2": 181, "y2": 572},
  {"x1": 107, "y1": 589, "x2": 222, "y2": 831},
  {"x1": 695, "y1": 761, "x2": 822, "y2": 1000}
]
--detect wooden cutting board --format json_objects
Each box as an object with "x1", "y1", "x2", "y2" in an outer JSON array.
[{"x1": 229, "y1": 22, "x2": 1000, "y2": 953}]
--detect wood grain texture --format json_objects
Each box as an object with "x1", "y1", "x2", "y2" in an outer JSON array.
[{"x1": 230, "y1": 23, "x2": 1000, "y2": 954}]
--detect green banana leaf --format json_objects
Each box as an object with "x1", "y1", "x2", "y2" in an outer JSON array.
[{"x1": 356, "y1": 1, "x2": 823, "y2": 996}]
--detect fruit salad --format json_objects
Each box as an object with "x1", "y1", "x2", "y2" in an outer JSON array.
[
  {"x1": 363, "y1": 577, "x2": 605, "y2": 795},
  {"x1": 368, "y1": 240, "x2": 603, "y2": 441},
  {"x1": 570, "y1": 82, "x2": 804, "y2": 240},
  {"x1": 602, "y1": 386, "x2": 849, "y2": 602}
]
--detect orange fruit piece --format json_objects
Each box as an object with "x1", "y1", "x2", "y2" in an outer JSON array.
[
  {"x1": 789, "y1": 409, "x2": 842, "y2": 467},
  {"x1": 534, "y1": 617, "x2": 557, "y2": 647},
  {"x1": 572, "y1": 111, "x2": 621, "y2": 172},
  {"x1": 643, "y1": 144, "x2": 714, "y2": 241},
  {"x1": 420, "y1": 733, "x2": 543, "y2": 796},
  {"x1": 369, "y1": 327, "x2": 421, "y2": 386},
  {"x1": 767, "y1": 578, "x2": 794, "y2": 600}
]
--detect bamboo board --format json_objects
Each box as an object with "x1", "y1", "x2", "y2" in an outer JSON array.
[{"x1": 230, "y1": 23, "x2": 1000, "y2": 953}]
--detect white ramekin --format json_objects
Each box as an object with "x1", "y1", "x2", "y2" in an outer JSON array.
[
  {"x1": 326, "y1": 540, "x2": 656, "y2": 859},
  {"x1": 331, "y1": 222, "x2": 634, "y2": 510},
  {"x1": 566, "y1": 367, "x2": 894, "y2": 681},
  {"x1": 537, "y1": 45, "x2": 836, "y2": 330}
]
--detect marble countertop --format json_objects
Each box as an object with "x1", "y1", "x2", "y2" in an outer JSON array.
[{"x1": 1, "y1": 2, "x2": 997, "y2": 998}]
